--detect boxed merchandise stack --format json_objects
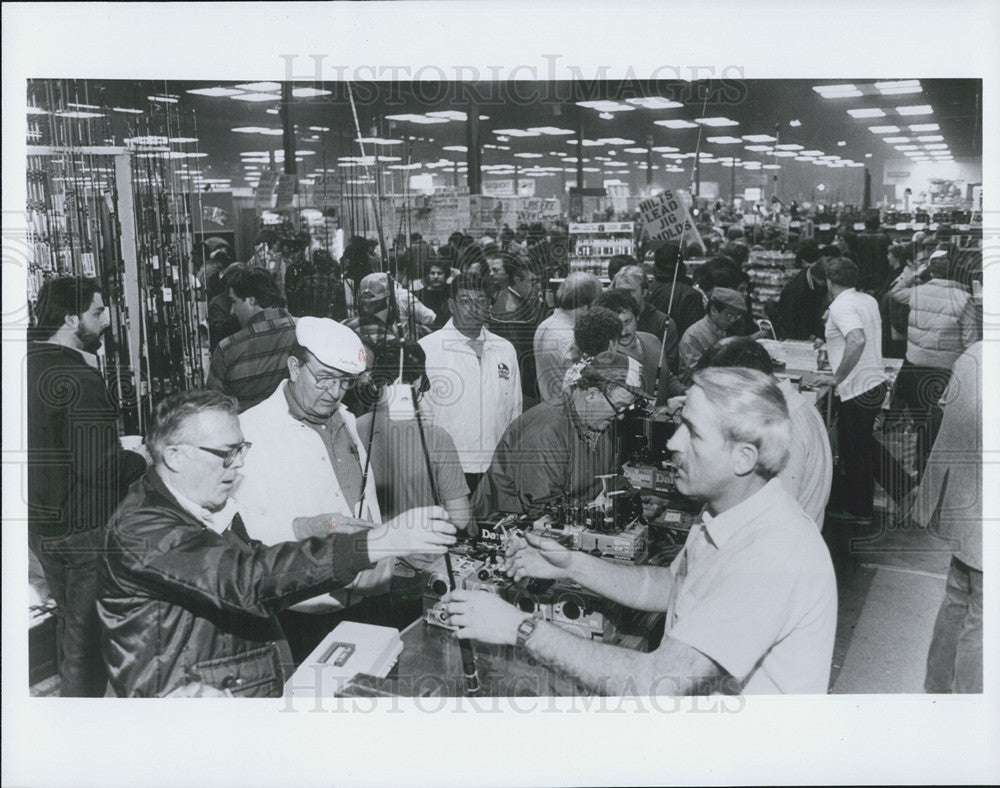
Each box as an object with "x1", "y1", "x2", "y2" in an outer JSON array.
[{"x1": 746, "y1": 250, "x2": 797, "y2": 320}]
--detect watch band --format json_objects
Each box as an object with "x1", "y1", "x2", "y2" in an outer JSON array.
[{"x1": 516, "y1": 616, "x2": 540, "y2": 649}]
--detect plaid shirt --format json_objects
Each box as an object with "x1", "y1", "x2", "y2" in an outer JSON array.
[{"x1": 207, "y1": 308, "x2": 297, "y2": 411}]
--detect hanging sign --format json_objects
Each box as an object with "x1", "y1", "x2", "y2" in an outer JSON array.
[{"x1": 638, "y1": 189, "x2": 690, "y2": 241}]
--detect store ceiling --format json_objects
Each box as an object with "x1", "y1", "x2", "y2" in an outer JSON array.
[{"x1": 27, "y1": 78, "x2": 981, "y2": 193}]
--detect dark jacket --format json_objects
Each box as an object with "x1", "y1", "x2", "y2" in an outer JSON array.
[
  {"x1": 647, "y1": 278, "x2": 706, "y2": 338},
  {"x1": 27, "y1": 342, "x2": 146, "y2": 539},
  {"x1": 208, "y1": 294, "x2": 241, "y2": 351},
  {"x1": 98, "y1": 468, "x2": 375, "y2": 698},
  {"x1": 854, "y1": 231, "x2": 892, "y2": 293},
  {"x1": 777, "y1": 269, "x2": 828, "y2": 340}
]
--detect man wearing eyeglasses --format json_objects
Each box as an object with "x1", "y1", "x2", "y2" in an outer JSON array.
[
  {"x1": 419, "y1": 272, "x2": 523, "y2": 495},
  {"x1": 97, "y1": 389, "x2": 456, "y2": 697},
  {"x1": 235, "y1": 317, "x2": 396, "y2": 662},
  {"x1": 471, "y1": 352, "x2": 644, "y2": 518}
]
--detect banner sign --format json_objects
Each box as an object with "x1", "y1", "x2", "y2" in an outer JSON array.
[{"x1": 637, "y1": 190, "x2": 690, "y2": 241}]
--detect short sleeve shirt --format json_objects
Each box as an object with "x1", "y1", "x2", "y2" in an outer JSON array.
[
  {"x1": 355, "y1": 410, "x2": 469, "y2": 520},
  {"x1": 824, "y1": 288, "x2": 887, "y2": 401},
  {"x1": 662, "y1": 479, "x2": 838, "y2": 694}
]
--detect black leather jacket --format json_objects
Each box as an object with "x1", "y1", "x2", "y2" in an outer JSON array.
[{"x1": 98, "y1": 469, "x2": 375, "y2": 697}]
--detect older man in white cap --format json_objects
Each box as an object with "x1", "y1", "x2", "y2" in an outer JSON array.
[
  {"x1": 236, "y1": 317, "x2": 393, "y2": 662},
  {"x1": 677, "y1": 286, "x2": 748, "y2": 385}
]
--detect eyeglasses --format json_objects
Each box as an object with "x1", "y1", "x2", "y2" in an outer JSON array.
[
  {"x1": 601, "y1": 389, "x2": 636, "y2": 420},
  {"x1": 304, "y1": 364, "x2": 359, "y2": 391},
  {"x1": 455, "y1": 295, "x2": 490, "y2": 309},
  {"x1": 187, "y1": 442, "x2": 252, "y2": 468}
]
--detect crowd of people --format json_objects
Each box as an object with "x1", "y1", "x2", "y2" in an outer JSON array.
[{"x1": 26, "y1": 211, "x2": 982, "y2": 698}]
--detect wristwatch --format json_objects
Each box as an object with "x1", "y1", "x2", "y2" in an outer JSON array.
[{"x1": 515, "y1": 616, "x2": 541, "y2": 649}]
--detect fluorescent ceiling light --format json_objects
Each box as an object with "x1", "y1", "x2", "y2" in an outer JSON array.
[
  {"x1": 625, "y1": 97, "x2": 684, "y2": 109},
  {"x1": 745, "y1": 145, "x2": 773, "y2": 152},
  {"x1": 56, "y1": 110, "x2": 104, "y2": 118},
  {"x1": 875, "y1": 80, "x2": 922, "y2": 95},
  {"x1": 895, "y1": 145, "x2": 919, "y2": 151},
  {"x1": 897, "y1": 105, "x2": 932, "y2": 115},
  {"x1": 909, "y1": 123, "x2": 939, "y2": 132},
  {"x1": 883, "y1": 136, "x2": 910, "y2": 143},
  {"x1": 493, "y1": 128, "x2": 541, "y2": 137},
  {"x1": 527, "y1": 126, "x2": 574, "y2": 135},
  {"x1": 425, "y1": 110, "x2": 467, "y2": 121},
  {"x1": 847, "y1": 162, "x2": 865, "y2": 167},
  {"x1": 187, "y1": 87, "x2": 244, "y2": 97},
  {"x1": 789, "y1": 120, "x2": 802, "y2": 127},
  {"x1": 514, "y1": 152, "x2": 543, "y2": 158},
  {"x1": 232, "y1": 93, "x2": 279, "y2": 103},
  {"x1": 772, "y1": 151, "x2": 797, "y2": 157},
  {"x1": 359, "y1": 137, "x2": 401, "y2": 145},
  {"x1": 916, "y1": 135, "x2": 944, "y2": 142},
  {"x1": 651, "y1": 145, "x2": 679, "y2": 152},
  {"x1": 696, "y1": 117, "x2": 738, "y2": 127},
  {"x1": 292, "y1": 87, "x2": 331, "y2": 98},
  {"x1": 236, "y1": 82, "x2": 281, "y2": 91},
  {"x1": 67, "y1": 102, "x2": 101, "y2": 110},
  {"x1": 386, "y1": 114, "x2": 448, "y2": 124},
  {"x1": 799, "y1": 150, "x2": 825, "y2": 156},
  {"x1": 624, "y1": 147, "x2": 648, "y2": 154},
  {"x1": 148, "y1": 96, "x2": 178, "y2": 104},
  {"x1": 869, "y1": 125, "x2": 901, "y2": 133},
  {"x1": 232, "y1": 126, "x2": 266, "y2": 133},
  {"x1": 762, "y1": 164, "x2": 781, "y2": 169},
  {"x1": 655, "y1": 119, "x2": 698, "y2": 129},
  {"x1": 576, "y1": 100, "x2": 635, "y2": 112},
  {"x1": 112, "y1": 107, "x2": 144, "y2": 114},
  {"x1": 742, "y1": 134, "x2": 777, "y2": 143},
  {"x1": 774, "y1": 143, "x2": 804, "y2": 150},
  {"x1": 707, "y1": 136, "x2": 742, "y2": 144},
  {"x1": 813, "y1": 84, "x2": 861, "y2": 97},
  {"x1": 924, "y1": 144, "x2": 948, "y2": 150},
  {"x1": 848, "y1": 108, "x2": 886, "y2": 118},
  {"x1": 442, "y1": 145, "x2": 467, "y2": 152},
  {"x1": 169, "y1": 137, "x2": 199, "y2": 144},
  {"x1": 794, "y1": 156, "x2": 815, "y2": 161},
  {"x1": 597, "y1": 137, "x2": 636, "y2": 145}
]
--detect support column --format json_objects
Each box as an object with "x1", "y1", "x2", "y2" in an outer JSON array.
[
  {"x1": 281, "y1": 82, "x2": 296, "y2": 176},
  {"x1": 465, "y1": 97, "x2": 481, "y2": 195}
]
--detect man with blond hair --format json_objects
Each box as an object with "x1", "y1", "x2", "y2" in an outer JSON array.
[{"x1": 447, "y1": 367, "x2": 837, "y2": 695}]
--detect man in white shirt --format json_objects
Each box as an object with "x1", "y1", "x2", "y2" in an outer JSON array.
[
  {"x1": 809, "y1": 257, "x2": 888, "y2": 523},
  {"x1": 236, "y1": 317, "x2": 394, "y2": 661},
  {"x1": 443, "y1": 367, "x2": 837, "y2": 695},
  {"x1": 420, "y1": 272, "x2": 522, "y2": 494}
]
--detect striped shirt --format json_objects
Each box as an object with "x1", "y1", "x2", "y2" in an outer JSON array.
[{"x1": 207, "y1": 308, "x2": 297, "y2": 412}]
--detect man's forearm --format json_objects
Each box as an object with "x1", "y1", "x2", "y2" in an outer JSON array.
[
  {"x1": 834, "y1": 336, "x2": 865, "y2": 384},
  {"x1": 567, "y1": 552, "x2": 673, "y2": 612},
  {"x1": 523, "y1": 622, "x2": 709, "y2": 696}
]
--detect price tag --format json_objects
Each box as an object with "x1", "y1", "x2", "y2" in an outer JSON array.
[
  {"x1": 151, "y1": 255, "x2": 160, "y2": 270},
  {"x1": 660, "y1": 510, "x2": 683, "y2": 523},
  {"x1": 162, "y1": 287, "x2": 173, "y2": 303},
  {"x1": 818, "y1": 223, "x2": 831, "y2": 231},
  {"x1": 172, "y1": 266, "x2": 180, "y2": 281},
  {"x1": 853, "y1": 223, "x2": 865, "y2": 231}
]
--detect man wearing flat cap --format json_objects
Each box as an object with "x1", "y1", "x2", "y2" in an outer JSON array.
[
  {"x1": 677, "y1": 287, "x2": 748, "y2": 385},
  {"x1": 235, "y1": 318, "x2": 394, "y2": 661}
]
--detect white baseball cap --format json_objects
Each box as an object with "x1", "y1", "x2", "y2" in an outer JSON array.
[{"x1": 295, "y1": 317, "x2": 367, "y2": 374}]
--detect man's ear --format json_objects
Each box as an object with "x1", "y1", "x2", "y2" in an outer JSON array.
[
  {"x1": 64, "y1": 313, "x2": 80, "y2": 330},
  {"x1": 287, "y1": 355, "x2": 301, "y2": 381},
  {"x1": 732, "y1": 442, "x2": 759, "y2": 477},
  {"x1": 160, "y1": 445, "x2": 184, "y2": 473}
]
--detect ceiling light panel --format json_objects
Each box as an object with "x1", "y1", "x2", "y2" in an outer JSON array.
[
  {"x1": 231, "y1": 93, "x2": 279, "y2": 102},
  {"x1": 624, "y1": 97, "x2": 684, "y2": 109},
  {"x1": 897, "y1": 105, "x2": 932, "y2": 115},
  {"x1": 236, "y1": 82, "x2": 281, "y2": 91},
  {"x1": 707, "y1": 136, "x2": 742, "y2": 144},
  {"x1": 187, "y1": 87, "x2": 244, "y2": 97},
  {"x1": 696, "y1": 117, "x2": 739, "y2": 126},
  {"x1": 742, "y1": 134, "x2": 777, "y2": 143},
  {"x1": 848, "y1": 108, "x2": 886, "y2": 118},
  {"x1": 527, "y1": 126, "x2": 574, "y2": 135},
  {"x1": 655, "y1": 119, "x2": 698, "y2": 129},
  {"x1": 869, "y1": 125, "x2": 901, "y2": 133},
  {"x1": 493, "y1": 128, "x2": 541, "y2": 137},
  {"x1": 576, "y1": 100, "x2": 635, "y2": 112}
]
